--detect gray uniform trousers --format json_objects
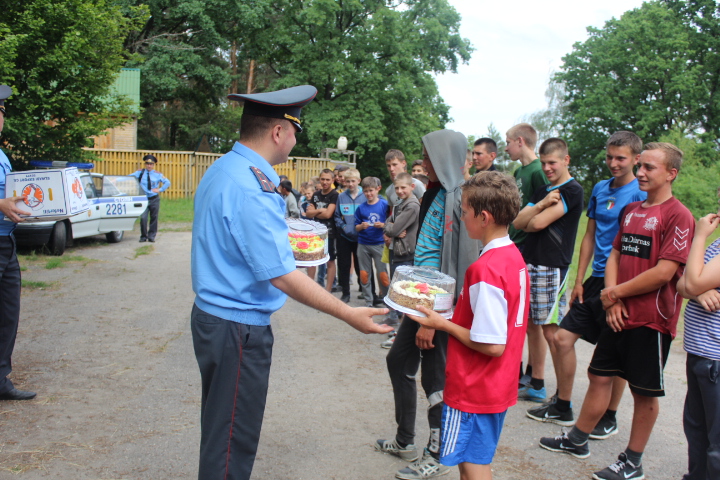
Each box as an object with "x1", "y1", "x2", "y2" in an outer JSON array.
[{"x1": 191, "y1": 304, "x2": 274, "y2": 480}]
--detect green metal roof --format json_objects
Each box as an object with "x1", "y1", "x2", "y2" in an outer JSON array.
[{"x1": 111, "y1": 68, "x2": 140, "y2": 114}]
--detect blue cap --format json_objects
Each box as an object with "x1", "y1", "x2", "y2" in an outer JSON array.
[
  {"x1": 0, "y1": 85, "x2": 12, "y2": 116},
  {"x1": 228, "y1": 85, "x2": 317, "y2": 132}
]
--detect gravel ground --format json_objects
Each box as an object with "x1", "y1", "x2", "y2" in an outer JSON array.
[{"x1": 0, "y1": 227, "x2": 690, "y2": 479}]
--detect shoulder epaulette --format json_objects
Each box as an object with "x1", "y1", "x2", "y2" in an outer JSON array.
[{"x1": 250, "y1": 166, "x2": 277, "y2": 193}]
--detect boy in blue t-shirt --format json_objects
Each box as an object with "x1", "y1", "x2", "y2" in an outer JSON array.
[
  {"x1": 526, "y1": 131, "x2": 646, "y2": 434},
  {"x1": 355, "y1": 177, "x2": 389, "y2": 307}
]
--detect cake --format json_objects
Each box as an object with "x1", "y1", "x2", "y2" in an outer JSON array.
[
  {"x1": 288, "y1": 231, "x2": 326, "y2": 261},
  {"x1": 389, "y1": 281, "x2": 452, "y2": 313}
]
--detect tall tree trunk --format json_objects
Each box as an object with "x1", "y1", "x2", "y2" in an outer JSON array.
[{"x1": 247, "y1": 59, "x2": 255, "y2": 94}]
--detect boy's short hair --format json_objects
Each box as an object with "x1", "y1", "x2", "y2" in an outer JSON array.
[
  {"x1": 394, "y1": 172, "x2": 413, "y2": 186},
  {"x1": 474, "y1": 137, "x2": 498, "y2": 154},
  {"x1": 412, "y1": 159, "x2": 424, "y2": 168},
  {"x1": 279, "y1": 180, "x2": 292, "y2": 191},
  {"x1": 413, "y1": 173, "x2": 429, "y2": 186},
  {"x1": 320, "y1": 168, "x2": 334, "y2": 177},
  {"x1": 644, "y1": 142, "x2": 683, "y2": 173},
  {"x1": 335, "y1": 165, "x2": 349, "y2": 173},
  {"x1": 300, "y1": 181, "x2": 313, "y2": 191},
  {"x1": 385, "y1": 149, "x2": 406, "y2": 163},
  {"x1": 461, "y1": 171, "x2": 521, "y2": 226},
  {"x1": 361, "y1": 176, "x2": 381, "y2": 189},
  {"x1": 539, "y1": 137, "x2": 568, "y2": 157},
  {"x1": 506, "y1": 123, "x2": 538, "y2": 149},
  {"x1": 343, "y1": 168, "x2": 361, "y2": 180},
  {"x1": 607, "y1": 131, "x2": 643, "y2": 156}
]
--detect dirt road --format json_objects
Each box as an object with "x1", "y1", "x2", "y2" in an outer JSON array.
[{"x1": 0, "y1": 228, "x2": 689, "y2": 479}]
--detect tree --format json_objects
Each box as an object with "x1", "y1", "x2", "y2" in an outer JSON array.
[
  {"x1": 554, "y1": 1, "x2": 703, "y2": 192},
  {"x1": 0, "y1": 0, "x2": 141, "y2": 166},
  {"x1": 120, "y1": 0, "x2": 274, "y2": 152},
  {"x1": 253, "y1": 0, "x2": 473, "y2": 178}
]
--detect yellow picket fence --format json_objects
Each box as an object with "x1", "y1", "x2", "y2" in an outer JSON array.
[{"x1": 83, "y1": 149, "x2": 354, "y2": 200}]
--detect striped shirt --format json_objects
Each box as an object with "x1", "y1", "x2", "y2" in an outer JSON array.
[
  {"x1": 683, "y1": 238, "x2": 720, "y2": 361},
  {"x1": 414, "y1": 188, "x2": 445, "y2": 270}
]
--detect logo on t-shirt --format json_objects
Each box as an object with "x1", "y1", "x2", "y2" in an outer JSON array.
[
  {"x1": 643, "y1": 217, "x2": 659, "y2": 231},
  {"x1": 606, "y1": 199, "x2": 615, "y2": 210},
  {"x1": 620, "y1": 233, "x2": 652, "y2": 259},
  {"x1": 674, "y1": 226, "x2": 689, "y2": 251},
  {"x1": 624, "y1": 212, "x2": 633, "y2": 226},
  {"x1": 368, "y1": 213, "x2": 381, "y2": 224}
]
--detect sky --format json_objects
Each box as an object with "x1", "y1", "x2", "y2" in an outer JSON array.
[{"x1": 435, "y1": 0, "x2": 646, "y2": 140}]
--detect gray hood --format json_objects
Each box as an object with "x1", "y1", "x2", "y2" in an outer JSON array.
[
  {"x1": 420, "y1": 129, "x2": 481, "y2": 296},
  {"x1": 421, "y1": 129, "x2": 467, "y2": 193}
]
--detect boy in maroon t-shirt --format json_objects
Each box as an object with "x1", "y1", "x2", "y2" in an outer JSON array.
[
  {"x1": 409, "y1": 172, "x2": 529, "y2": 480},
  {"x1": 539, "y1": 142, "x2": 695, "y2": 480}
]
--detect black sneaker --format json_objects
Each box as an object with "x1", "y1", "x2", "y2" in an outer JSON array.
[
  {"x1": 527, "y1": 402, "x2": 574, "y2": 426},
  {"x1": 590, "y1": 412, "x2": 619, "y2": 440},
  {"x1": 592, "y1": 453, "x2": 644, "y2": 480},
  {"x1": 539, "y1": 432, "x2": 590, "y2": 459},
  {"x1": 341, "y1": 294, "x2": 350, "y2": 303}
]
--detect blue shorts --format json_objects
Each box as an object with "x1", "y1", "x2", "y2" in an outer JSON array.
[{"x1": 440, "y1": 405, "x2": 506, "y2": 466}]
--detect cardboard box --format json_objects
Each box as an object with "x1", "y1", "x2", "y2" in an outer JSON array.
[{"x1": 5, "y1": 168, "x2": 90, "y2": 222}]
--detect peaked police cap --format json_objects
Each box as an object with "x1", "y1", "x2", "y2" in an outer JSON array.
[
  {"x1": 0, "y1": 85, "x2": 12, "y2": 116},
  {"x1": 228, "y1": 85, "x2": 317, "y2": 132}
]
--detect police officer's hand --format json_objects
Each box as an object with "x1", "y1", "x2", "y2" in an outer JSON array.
[
  {"x1": 0, "y1": 196, "x2": 31, "y2": 223},
  {"x1": 346, "y1": 307, "x2": 395, "y2": 334}
]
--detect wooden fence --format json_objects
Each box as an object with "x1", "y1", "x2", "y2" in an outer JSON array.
[{"x1": 84, "y1": 148, "x2": 354, "y2": 200}]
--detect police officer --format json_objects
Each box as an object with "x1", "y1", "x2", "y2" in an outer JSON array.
[
  {"x1": 0, "y1": 85, "x2": 36, "y2": 401},
  {"x1": 190, "y1": 85, "x2": 393, "y2": 480},
  {"x1": 130, "y1": 154, "x2": 170, "y2": 242}
]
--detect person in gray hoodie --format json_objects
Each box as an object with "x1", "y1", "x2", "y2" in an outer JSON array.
[{"x1": 375, "y1": 129, "x2": 482, "y2": 480}]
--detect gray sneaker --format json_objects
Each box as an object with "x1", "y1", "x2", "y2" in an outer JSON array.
[
  {"x1": 395, "y1": 450, "x2": 450, "y2": 479},
  {"x1": 375, "y1": 438, "x2": 419, "y2": 462}
]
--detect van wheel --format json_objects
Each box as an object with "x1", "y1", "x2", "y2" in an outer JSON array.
[
  {"x1": 47, "y1": 222, "x2": 66, "y2": 256},
  {"x1": 106, "y1": 230, "x2": 124, "y2": 243}
]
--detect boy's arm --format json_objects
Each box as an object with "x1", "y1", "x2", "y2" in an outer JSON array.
[
  {"x1": 408, "y1": 307, "x2": 505, "y2": 357},
  {"x1": 384, "y1": 202, "x2": 419, "y2": 237},
  {"x1": 314, "y1": 203, "x2": 336, "y2": 219},
  {"x1": 570, "y1": 218, "x2": 597, "y2": 304},
  {"x1": 682, "y1": 213, "x2": 720, "y2": 295},
  {"x1": 678, "y1": 275, "x2": 720, "y2": 311},
  {"x1": 513, "y1": 190, "x2": 563, "y2": 232}
]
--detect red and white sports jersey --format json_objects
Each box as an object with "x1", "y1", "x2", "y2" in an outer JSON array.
[
  {"x1": 612, "y1": 197, "x2": 694, "y2": 337},
  {"x1": 444, "y1": 236, "x2": 530, "y2": 414}
]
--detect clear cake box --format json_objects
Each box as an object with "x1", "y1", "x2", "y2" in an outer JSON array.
[
  {"x1": 286, "y1": 218, "x2": 329, "y2": 267},
  {"x1": 385, "y1": 266, "x2": 456, "y2": 318}
]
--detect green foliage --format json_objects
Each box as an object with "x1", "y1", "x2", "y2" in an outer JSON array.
[
  {"x1": 248, "y1": 0, "x2": 473, "y2": 178},
  {"x1": 553, "y1": 1, "x2": 711, "y2": 194},
  {"x1": 660, "y1": 130, "x2": 720, "y2": 218},
  {"x1": 0, "y1": 0, "x2": 143, "y2": 167},
  {"x1": 121, "y1": 0, "x2": 274, "y2": 152}
]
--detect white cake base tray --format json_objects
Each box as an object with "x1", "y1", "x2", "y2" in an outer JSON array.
[
  {"x1": 296, "y1": 255, "x2": 330, "y2": 267},
  {"x1": 384, "y1": 296, "x2": 453, "y2": 319}
]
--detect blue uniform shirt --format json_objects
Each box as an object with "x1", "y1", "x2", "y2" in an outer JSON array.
[
  {"x1": 130, "y1": 168, "x2": 171, "y2": 198},
  {"x1": 191, "y1": 142, "x2": 296, "y2": 326},
  {"x1": 0, "y1": 150, "x2": 15, "y2": 236}
]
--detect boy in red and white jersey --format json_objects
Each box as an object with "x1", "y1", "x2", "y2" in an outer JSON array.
[{"x1": 409, "y1": 171, "x2": 529, "y2": 480}]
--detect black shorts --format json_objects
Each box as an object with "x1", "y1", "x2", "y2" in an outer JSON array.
[
  {"x1": 327, "y1": 237, "x2": 337, "y2": 261},
  {"x1": 588, "y1": 326, "x2": 672, "y2": 397},
  {"x1": 559, "y1": 276, "x2": 606, "y2": 344}
]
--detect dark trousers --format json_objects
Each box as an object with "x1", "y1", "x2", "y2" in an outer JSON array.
[
  {"x1": 386, "y1": 315, "x2": 448, "y2": 451},
  {"x1": 0, "y1": 236, "x2": 21, "y2": 394},
  {"x1": 140, "y1": 195, "x2": 160, "y2": 240},
  {"x1": 684, "y1": 353, "x2": 720, "y2": 480},
  {"x1": 336, "y1": 235, "x2": 360, "y2": 296},
  {"x1": 191, "y1": 305, "x2": 274, "y2": 480}
]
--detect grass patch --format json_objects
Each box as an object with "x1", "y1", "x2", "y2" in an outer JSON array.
[
  {"x1": 17, "y1": 252, "x2": 40, "y2": 263},
  {"x1": 161, "y1": 197, "x2": 194, "y2": 223},
  {"x1": 45, "y1": 258, "x2": 65, "y2": 269},
  {"x1": 134, "y1": 245, "x2": 154, "y2": 258},
  {"x1": 22, "y1": 280, "x2": 56, "y2": 290}
]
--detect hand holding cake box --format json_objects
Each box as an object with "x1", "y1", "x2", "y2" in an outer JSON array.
[
  {"x1": 385, "y1": 266, "x2": 455, "y2": 318},
  {"x1": 286, "y1": 218, "x2": 329, "y2": 266}
]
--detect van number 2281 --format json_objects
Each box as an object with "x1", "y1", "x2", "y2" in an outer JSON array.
[{"x1": 106, "y1": 203, "x2": 126, "y2": 215}]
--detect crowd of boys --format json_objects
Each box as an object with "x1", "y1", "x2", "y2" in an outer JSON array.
[{"x1": 273, "y1": 122, "x2": 713, "y2": 480}]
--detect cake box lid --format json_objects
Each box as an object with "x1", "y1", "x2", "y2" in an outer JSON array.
[{"x1": 286, "y1": 218, "x2": 328, "y2": 236}]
